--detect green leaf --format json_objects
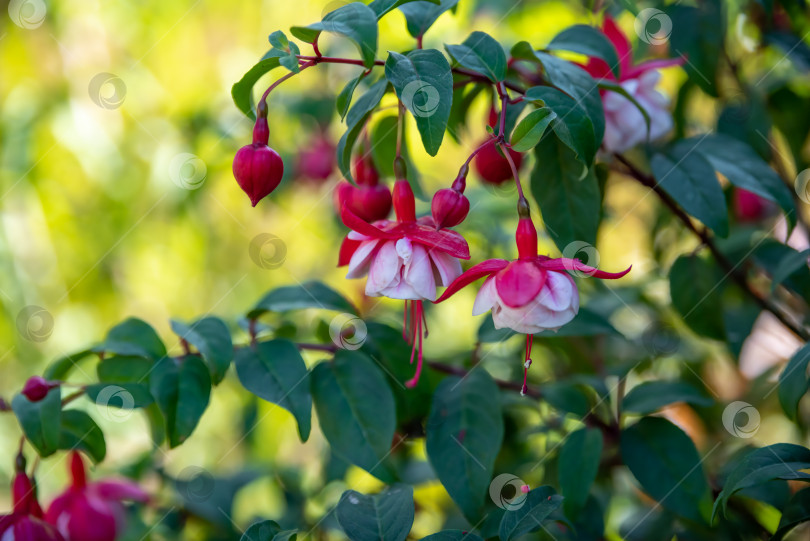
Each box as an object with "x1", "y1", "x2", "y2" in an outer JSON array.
[
  {"x1": 311, "y1": 350, "x2": 397, "y2": 483},
  {"x1": 499, "y1": 486, "x2": 563, "y2": 541},
  {"x1": 268, "y1": 31, "x2": 289, "y2": 50},
  {"x1": 547, "y1": 24, "x2": 621, "y2": 78},
  {"x1": 249, "y1": 281, "x2": 357, "y2": 319},
  {"x1": 445, "y1": 31, "x2": 506, "y2": 82},
  {"x1": 170, "y1": 317, "x2": 233, "y2": 385},
  {"x1": 369, "y1": 115, "x2": 424, "y2": 196},
  {"x1": 336, "y1": 485, "x2": 414, "y2": 541},
  {"x1": 337, "y1": 72, "x2": 369, "y2": 121},
  {"x1": 669, "y1": 254, "x2": 726, "y2": 340},
  {"x1": 447, "y1": 82, "x2": 486, "y2": 142},
  {"x1": 780, "y1": 344, "x2": 810, "y2": 421},
  {"x1": 419, "y1": 532, "x2": 484, "y2": 541},
  {"x1": 44, "y1": 349, "x2": 95, "y2": 380},
  {"x1": 621, "y1": 417, "x2": 712, "y2": 523},
  {"x1": 58, "y1": 410, "x2": 106, "y2": 463},
  {"x1": 149, "y1": 356, "x2": 211, "y2": 448},
  {"x1": 278, "y1": 41, "x2": 301, "y2": 73},
  {"x1": 368, "y1": 0, "x2": 439, "y2": 18},
  {"x1": 96, "y1": 355, "x2": 153, "y2": 384},
  {"x1": 688, "y1": 134, "x2": 796, "y2": 229},
  {"x1": 385, "y1": 49, "x2": 453, "y2": 156},
  {"x1": 94, "y1": 318, "x2": 167, "y2": 360},
  {"x1": 231, "y1": 51, "x2": 286, "y2": 119},
  {"x1": 713, "y1": 443, "x2": 810, "y2": 520},
  {"x1": 336, "y1": 79, "x2": 389, "y2": 182},
  {"x1": 666, "y1": 2, "x2": 724, "y2": 96},
  {"x1": 85, "y1": 383, "x2": 155, "y2": 409},
  {"x1": 623, "y1": 381, "x2": 713, "y2": 414},
  {"x1": 651, "y1": 147, "x2": 728, "y2": 236},
  {"x1": 12, "y1": 389, "x2": 62, "y2": 457},
  {"x1": 559, "y1": 428, "x2": 603, "y2": 518},
  {"x1": 426, "y1": 369, "x2": 504, "y2": 519},
  {"x1": 772, "y1": 487, "x2": 810, "y2": 541},
  {"x1": 234, "y1": 340, "x2": 312, "y2": 442},
  {"x1": 770, "y1": 249, "x2": 810, "y2": 293},
  {"x1": 293, "y1": 3, "x2": 378, "y2": 68},
  {"x1": 399, "y1": 0, "x2": 459, "y2": 38},
  {"x1": 241, "y1": 520, "x2": 297, "y2": 541},
  {"x1": 531, "y1": 137, "x2": 601, "y2": 252},
  {"x1": 510, "y1": 107, "x2": 557, "y2": 152},
  {"x1": 524, "y1": 86, "x2": 596, "y2": 163}
]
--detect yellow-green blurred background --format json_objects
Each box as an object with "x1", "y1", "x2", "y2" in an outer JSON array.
[{"x1": 0, "y1": 0, "x2": 687, "y2": 535}]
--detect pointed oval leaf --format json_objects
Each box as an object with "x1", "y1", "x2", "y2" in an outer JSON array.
[
  {"x1": 419, "y1": 532, "x2": 484, "y2": 541},
  {"x1": 369, "y1": 0, "x2": 440, "y2": 18},
  {"x1": 499, "y1": 486, "x2": 563, "y2": 541},
  {"x1": 559, "y1": 428, "x2": 603, "y2": 518},
  {"x1": 149, "y1": 356, "x2": 211, "y2": 448},
  {"x1": 548, "y1": 24, "x2": 620, "y2": 78},
  {"x1": 249, "y1": 281, "x2": 357, "y2": 319},
  {"x1": 445, "y1": 31, "x2": 507, "y2": 82},
  {"x1": 669, "y1": 254, "x2": 727, "y2": 340},
  {"x1": 336, "y1": 484, "x2": 414, "y2": 541},
  {"x1": 623, "y1": 381, "x2": 713, "y2": 415},
  {"x1": 772, "y1": 487, "x2": 810, "y2": 541},
  {"x1": 337, "y1": 79, "x2": 390, "y2": 182},
  {"x1": 12, "y1": 389, "x2": 62, "y2": 457},
  {"x1": 58, "y1": 410, "x2": 106, "y2": 463},
  {"x1": 93, "y1": 318, "x2": 166, "y2": 360},
  {"x1": 232, "y1": 51, "x2": 286, "y2": 119},
  {"x1": 510, "y1": 107, "x2": 557, "y2": 152},
  {"x1": 296, "y1": 4, "x2": 378, "y2": 68},
  {"x1": 525, "y1": 86, "x2": 597, "y2": 164},
  {"x1": 779, "y1": 344, "x2": 810, "y2": 420},
  {"x1": 170, "y1": 317, "x2": 233, "y2": 385},
  {"x1": 399, "y1": 0, "x2": 459, "y2": 38}
]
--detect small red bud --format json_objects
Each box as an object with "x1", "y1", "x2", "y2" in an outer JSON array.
[
  {"x1": 334, "y1": 182, "x2": 392, "y2": 223},
  {"x1": 393, "y1": 180, "x2": 416, "y2": 222},
  {"x1": 22, "y1": 376, "x2": 57, "y2": 402},
  {"x1": 473, "y1": 141, "x2": 523, "y2": 185},
  {"x1": 516, "y1": 217, "x2": 538, "y2": 260},
  {"x1": 431, "y1": 188, "x2": 470, "y2": 228},
  {"x1": 353, "y1": 155, "x2": 379, "y2": 186},
  {"x1": 233, "y1": 144, "x2": 284, "y2": 207}
]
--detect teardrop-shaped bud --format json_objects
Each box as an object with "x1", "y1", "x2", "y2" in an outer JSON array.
[
  {"x1": 22, "y1": 376, "x2": 58, "y2": 403},
  {"x1": 473, "y1": 141, "x2": 523, "y2": 185},
  {"x1": 233, "y1": 143, "x2": 284, "y2": 207},
  {"x1": 334, "y1": 182, "x2": 392, "y2": 223},
  {"x1": 431, "y1": 188, "x2": 469, "y2": 228}
]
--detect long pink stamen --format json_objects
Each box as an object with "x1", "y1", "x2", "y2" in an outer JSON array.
[
  {"x1": 406, "y1": 301, "x2": 424, "y2": 388},
  {"x1": 522, "y1": 334, "x2": 533, "y2": 396},
  {"x1": 403, "y1": 300, "x2": 409, "y2": 342},
  {"x1": 422, "y1": 303, "x2": 429, "y2": 338}
]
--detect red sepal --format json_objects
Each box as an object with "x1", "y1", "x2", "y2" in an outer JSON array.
[{"x1": 435, "y1": 259, "x2": 509, "y2": 303}]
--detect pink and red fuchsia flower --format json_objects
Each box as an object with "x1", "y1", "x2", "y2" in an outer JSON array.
[
  {"x1": 437, "y1": 200, "x2": 630, "y2": 394},
  {"x1": 1, "y1": 472, "x2": 64, "y2": 541},
  {"x1": 45, "y1": 452, "x2": 148, "y2": 541},
  {"x1": 580, "y1": 17, "x2": 684, "y2": 154},
  {"x1": 338, "y1": 178, "x2": 470, "y2": 387}
]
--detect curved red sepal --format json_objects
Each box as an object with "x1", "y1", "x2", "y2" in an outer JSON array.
[
  {"x1": 406, "y1": 225, "x2": 471, "y2": 260},
  {"x1": 435, "y1": 259, "x2": 509, "y2": 303},
  {"x1": 603, "y1": 16, "x2": 633, "y2": 78},
  {"x1": 495, "y1": 260, "x2": 547, "y2": 308},
  {"x1": 340, "y1": 205, "x2": 398, "y2": 240},
  {"x1": 539, "y1": 258, "x2": 632, "y2": 279},
  {"x1": 338, "y1": 237, "x2": 362, "y2": 267}
]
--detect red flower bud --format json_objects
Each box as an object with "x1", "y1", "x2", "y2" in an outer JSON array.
[
  {"x1": 516, "y1": 217, "x2": 538, "y2": 260},
  {"x1": 354, "y1": 155, "x2": 379, "y2": 186},
  {"x1": 296, "y1": 135, "x2": 335, "y2": 182},
  {"x1": 22, "y1": 376, "x2": 58, "y2": 402},
  {"x1": 233, "y1": 114, "x2": 284, "y2": 207},
  {"x1": 734, "y1": 188, "x2": 770, "y2": 222},
  {"x1": 431, "y1": 188, "x2": 469, "y2": 228},
  {"x1": 473, "y1": 141, "x2": 523, "y2": 185},
  {"x1": 334, "y1": 182, "x2": 392, "y2": 223},
  {"x1": 393, "y1": 180, "x2": 416, "y2": 222}
]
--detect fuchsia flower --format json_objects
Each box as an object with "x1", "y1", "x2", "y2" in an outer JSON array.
[
  {"x1": 338, "y1": 179, "x2": 470, "y2": 387},
  {"x1": 45, "y1": 452, "x2": 148, "y2": 541},
  {"x1": 437, "y1": 203, "x2": 630, "y2": 393},
  {"x1": 1, "y1": 472, "x2": 64, "y2": 541},
  {"x1": 580, "y1": 17, "x2": 684, "y2": 154}
]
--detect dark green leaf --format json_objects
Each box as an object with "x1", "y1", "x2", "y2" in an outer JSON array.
[
  {"x1": 623, "y1": 381, "x2": 713, "y2": 414},
  {"x1": 426, "y1": 369, "x2": 504, "y2": 519},
  {"x1": 543, "y1": 382, "x2": 592, "y2": 417},
  {"x1": 336, "y1": 485, "x2": 414, "y2": 541},
  {"x1": 621, "y1": 417, "x2": 712, "y2": 523},
  {"x1": 58, "y1": 410, "x2": 106, "y2": 463},
  {"x1": 419, "y1": 532, "x2": 484, "y2": 541},
  {"x1": 337, "y1": 72, "x2": 369, "y2": 121},
  {"x1": 770, "y1": 249, "x2": 810, "y2": 293},
  {"x1": 713, "y1": 443, "x2": 810, "y2": 520},
  {"x1": 44, "y1": 349, "x2": 95, "y2": 380},
  {"x1": 447, "y1": 82, "x2": 486, "y2": 142},
  {"x1": 231, "y1": 51, "x2": 286, "y2": 119},
  {"x1": 94, "y1": 318, "x2": 166, "y2": 360},
  {"x1": 651, "y1": 147, "x2": 728, "y2": 236},
  {"x1": 149, "y1": 356, "x2": 211, "y2": 448},
  {"x1": 779, "y1": 344, "x2": 810, "y2": 420},
  {"x1": 234, "y1": 340, "x2": 312, "y2": 441},
  {"x1": 385, "y1": 49, "x2": 453, "y2": 156},
  {"x1": 499, "y1": 486, "x2": 563, "y2": 541},
  {"x1": 85, "y1": 383, "x2": 154, "y2": 409},
  {"x1": 559, "y1": 428, "x2": 602, "y2": 518},
  {"x1": 669, "y1": 254, "x2": 726, "y2": 340},
  {"x1": 12, "y1": 389, "x2": 62, "y2": 457},
  {"x1": 249, "y1": 281, "x2": 357, "y2": 318},
  {"x1": 525, "y1": 86, "x2": 597, "y2": 163},
  {"x1": 399, "y1": 0, "x2": 459, "y2": 38},
  {"x1": 241, "y1": 520, "x2": 296, "y2": 541},
  {"x1": 531, "y1": 137, "x2": 601, "y2": 252},
  {"x1": 772, "y1": 487, "x2": 810, "y2": 541},
  {"x1": 548, "y1": 24, "x2": 620, "y2": 78},
  {"x1": 96, "y1": 355, "x2": 153, "y2": 384},
  {"x1": 445, "y1": 31, "x2": 506, "y2": 82},
  {"x1": 509, "y1": 107, "x2": 557, "y2": 152},
  {"x1": 170, "y1": 317, "x2": 233, "y2": 385},
  {"x1": 293, "y1": 4, "x2": 378, "y2": 68},
  {"x1": 311, "y1": 350, "x2": 397, "y2": 482},
  {"x1": 666, "y1": 3, "x2": 724, "y2": 96},
  {"x1": 289, "y1": 26, "x2": 320, "y2": 43},
  {"x1": 336, "y1": 79, "x2": 389, "y2": 182},
  {"x1": 369, "y1": 0, "x2": 439, "y2": 18}
]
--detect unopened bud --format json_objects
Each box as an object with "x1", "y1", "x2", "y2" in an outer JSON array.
[
  {"x1": 431, "y1": 188, "x2": 470, "y2": 228},
  {"x1": 22, "y1": 376, "x2": 57, "y2": 402}
]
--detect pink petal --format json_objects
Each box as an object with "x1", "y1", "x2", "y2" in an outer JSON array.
[
  {"x1": 435, "y1": 259, "x2": 509, "y2": 303},
  {"x1": 346, "y1": 240, "x2": 380, "y2": 279},
  {"x1": 430, "y1": 250, "x2": 462, "y2": 287},
  {"x1": 366, "y1": 241, "x2": 401, "y2": 296},
  {"x1": 93, "y1": 480, "x2": 149, "y2": 503},
  {"x1": 472, "y1": 277, "x2": 498, "y2": 316},
  {"x1": 494, "y1": 260, "x2": 547, "y2": 308},
  {"x1": 404, "y1": 243, "x2": 437, "y2": 301},
  {"x1": 392, "y1": 223, "x2": 471, "y2": 260},
  {"x1": 535, "y1": 271, "x2": 578, "y2": 311}
]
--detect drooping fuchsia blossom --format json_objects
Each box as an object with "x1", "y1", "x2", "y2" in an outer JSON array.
[
  {"x1": 45, "y1": 452, "x2": 148, "y2": 541},
  {"x1": 580, "y1": 17, "x2": 684, "y2": 154},
  {"x1": 436, "y1": 203, "x2": 630, "y2": 394},
  {"x1": 338, "y1": 178, "x2": 470, "y2": 387},
  {"x1": 1, "y1": 471, "x2": 64, "y2": 541}
]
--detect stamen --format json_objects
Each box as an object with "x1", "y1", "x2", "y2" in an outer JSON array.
[
  {"x1": 406, "y1": 301, "x2": 424, "y2": 388},
  {"x1": 521, "y1": 334, "x2": 534, "y2": 397}
]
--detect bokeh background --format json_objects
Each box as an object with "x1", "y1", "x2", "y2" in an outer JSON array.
[{"x1": 1, "y1": 0, "x2": 808, "y2": 539}]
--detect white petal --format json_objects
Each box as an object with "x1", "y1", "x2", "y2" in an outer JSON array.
[
  {"x1": 346, "y1": 240, "x2": 380, "y2": 279},
  {"x1": 403, "y1": 243, "x2": 436, "y2": 300},
  {"x1": 396, "y1": 237, "x2": 413, "y2": 264},
  {"x1": 431, "y1": 250, "x2": 462, "y2": 286},
  {"x1": 366, "y1": 241, "x2": 401, "y2": 295},
  {"x1": 535, "y1": 271, "x2": 577, "y2": 311},
  {"x1": 472, "y1": 276, "x2": 498, "y2": 316}
]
